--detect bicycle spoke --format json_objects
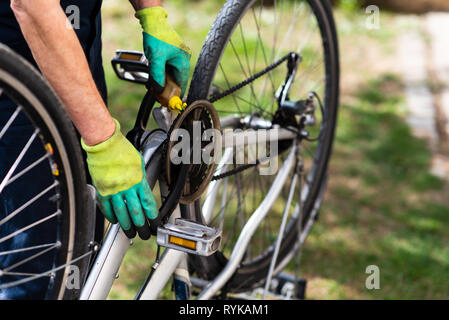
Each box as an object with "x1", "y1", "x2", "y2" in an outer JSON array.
[
  {"x1": 303, "y1": 76, "x2": 326, "y2": 97},
  {"x1": 0, "y1": 209, "x2": 61, "y2": 245},
  {"x1": 218, "y1": 63, "x2": 244, "y2": 115},
  {"x1": 251, "y1": 6, "x2": 276, "y2": 107},
  {"x1": 213, "y1": 83, "x2": 263, "y2": 115},
  {"x1": 0, "y1": 128, "x2": 39, "y2": 193},
  {"x1": 295, "y1": 60, "x2": 324, "y2": 92},
  {"x1": 208, "y1": 167, "x2": 254, "y2": 226},
  {"x1": 5, "y1": 153, "x2": 51, "y2": 187},
  {"x1": 296, "y1": 10, "x2": 316, "y2": 54},
  {"x1": 208, "y1": 164, "x2": 256, "y2": 241},
  {"x1": 271, "y1": 0, "x2": 280, "y2": 64},
  {"x1": 0, "y1": 105, "x2": 22, "y2": 141},
  {"x1": 0, "y1": 242, "x2": 60, "y2": 257},
  {"x1": 0, "y1": 181, "x2": 59, "y2": 227},
  {"x1": 222, "y1": 167, "x2": 242, "y2": 252},
  {"x1": 0, "y1": 250, "x2": 93, "y2": 290},
  {"x1": 252, "y1": 0, "x2": 264, "y2": 77},
  {"x1": 0, "y1": 271, "x2": 52, "y2": 278},
  {"x1": 239, "y1": 23, "x2": 253, "y2": 79},
  {"x1": 229, "y1": 39, "x2": 263, "y2": 110},
  {"x1": 274, "y1": 0, "x2": 303, "y2": 61},
  {"x1": 3, "y1": 242, "x2": 61, "y2": 272}
]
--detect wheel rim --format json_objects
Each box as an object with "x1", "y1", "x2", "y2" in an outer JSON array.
[
  {"x1": 0, "y1": 70, "x2": 76, "y2": 299},
  {"x1": 189, "y1": 0, "x2": 338, "y2": 292}
]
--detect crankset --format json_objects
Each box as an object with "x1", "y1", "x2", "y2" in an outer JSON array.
[
  {"x1": 165, "y1": 100, "x2": 221, "y2": 204},
  {"x1": 132, "y1": 96, "x2": 221, "y2": 236},
  {"x1": 113, "y1": 49, "x2": 312, "y2": 240}
]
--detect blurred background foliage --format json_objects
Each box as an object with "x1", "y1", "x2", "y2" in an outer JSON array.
[
  {"x1": 332, "y1": 0, "x2": 449, "y2": 13},
  {"x1": 101, "y1": 0, "x2": 449, "y2": 299}
]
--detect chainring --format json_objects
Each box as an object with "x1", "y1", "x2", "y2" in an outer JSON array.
[{"x1": 165, "y1": 100, "x2": 221, "y2": 204}]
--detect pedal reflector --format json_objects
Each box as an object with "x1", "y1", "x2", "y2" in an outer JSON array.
[
  {"x1": 157, "y1": 219, "x2": 221, "y2": 256},
  {"x1": 169, "y1": 236, "x2": 197, "y2": 250},
  {"x1": 118, "y1": 52, "x2": 144, "y2": 61}
]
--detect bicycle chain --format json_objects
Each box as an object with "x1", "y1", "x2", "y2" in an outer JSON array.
[
  {"x1": 209, "y1": 52, "x2": 299, "y2": 180},
  {"x1": 163, "y1": 52, "x2": 297, "y2": 185},
  {"x1": 208, "y1": 53, "x2": 293, "y2": 103}
]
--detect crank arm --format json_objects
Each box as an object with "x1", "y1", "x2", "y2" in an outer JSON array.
[{"x1": 149, "y1": 163, "x2": 190, "y2": 235}]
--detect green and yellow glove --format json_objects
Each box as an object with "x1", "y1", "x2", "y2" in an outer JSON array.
[
  {"x1": 81, "y1": 119, "x2": 158, "y2": 238},
  {"x1": 135, "y1": 6, "x2": 191, "y2": 96}
]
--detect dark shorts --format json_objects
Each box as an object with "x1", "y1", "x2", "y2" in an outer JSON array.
[
  {"x1": 0, "y1": 0, "x2": 107, "y2": 100},
  {"x1": 0, "y1": 0, "x2": 106, "y2": 299}
]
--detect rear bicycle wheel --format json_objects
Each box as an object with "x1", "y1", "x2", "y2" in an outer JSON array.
[
  {"x1": 187, "y1": 0, "x2": 339, "y2": 293},
  {"x1": 0, "y1": 44, "x2": 93, "y2": 299}
]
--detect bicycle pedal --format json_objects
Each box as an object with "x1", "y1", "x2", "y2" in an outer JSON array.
[{"x1": 156, "y1": 219, "x2": 221, "y2": 256}]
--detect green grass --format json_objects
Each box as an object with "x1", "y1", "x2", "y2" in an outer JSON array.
[
  {"x1": 297, "y1": 72, "x2": 449, "y2": 299},
  {"x1": 101, "y1": 1, "x2": 449, "y2": 299}
]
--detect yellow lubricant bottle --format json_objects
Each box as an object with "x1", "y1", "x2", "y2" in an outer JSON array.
[{"x1": 153, "y1": 74, "x2": 187, "y2": 114}]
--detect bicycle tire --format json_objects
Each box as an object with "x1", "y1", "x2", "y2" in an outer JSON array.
[
  {"x1": 0, "y1": 44, "x2": 93, "y2": 299},
  {"x1": 187, "y1": 0, "x2": 339, "y2": 293}
]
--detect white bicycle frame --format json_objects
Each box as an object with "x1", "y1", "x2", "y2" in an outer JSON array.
[{"x1": 79, "y1": 125, "x2": 300, "y2": 300}]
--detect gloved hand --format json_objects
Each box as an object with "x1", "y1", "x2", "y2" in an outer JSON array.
[
  {"x1": 81, "y1": 119, "x2": 158, "y2": 239},
  {"x1": 135, "y1": 6, "x2": 191, "y2": 96}
]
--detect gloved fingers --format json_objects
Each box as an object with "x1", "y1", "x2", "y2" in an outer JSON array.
[
  {"x1": 124, "y1": 191, "x2": 146, "y2": 228},
  {"x1": 137, "y1": 179, "x2": 158, "y2": 220},
  {"x1": 124, "y1": 190, "x2": 152, "y2": 240},
  {"x1": 136, "y1": 219, "x2": 151, "y2": 240},
  {"x1": 97, "y1": 196, "x2": 117, "y2": 224},
  {"x1": 111, "y1": 194, "x2": 136, "y2": 239},
  {"x1": 167, "y1": 54, "x2": 191, "y2": 96}
]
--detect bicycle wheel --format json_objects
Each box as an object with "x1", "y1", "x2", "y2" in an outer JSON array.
[
  {"x1": 187, "y1": 0, "x2": 339, "y2": 293},
  {"x1": 0, "y1": 44, "x2": 93, "y2": 299}
]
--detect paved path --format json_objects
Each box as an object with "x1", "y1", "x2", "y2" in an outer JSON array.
[
  {"x1": 427, "y1": 13, "x2": 449, "y2": 148},
  {"x1": 397, "y1": 13, "x2": 449, "y2": 179}
]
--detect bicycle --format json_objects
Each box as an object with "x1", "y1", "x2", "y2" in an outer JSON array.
[{"x1": 0, "y1": 0, "x2": 339, "y2": 300}]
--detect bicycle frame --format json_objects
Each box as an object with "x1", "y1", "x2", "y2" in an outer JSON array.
[{"x1": 80, "y1": 124, "x2": 299, "y2": 300}]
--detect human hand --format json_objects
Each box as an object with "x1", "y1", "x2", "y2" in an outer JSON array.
[
  {"x1": 136, "y1": 6, "x2": 191, "y2": 96},
  {"x1": 81, "y1": 119, "x2": 157, "y2": 239}
]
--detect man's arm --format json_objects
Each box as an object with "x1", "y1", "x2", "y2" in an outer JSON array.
[
  {"x1": 10, "y1": 0, "x2": 114, "y2": 146},
  {"x1": 10, "y1": 0, "x2": 160, "y2": 239},
  {"x1": 10, "y1": 0, "x2": 188, "y2": 239},
  {"x1": 129, "y1": 0, "x2": 162, "y2": 11}
]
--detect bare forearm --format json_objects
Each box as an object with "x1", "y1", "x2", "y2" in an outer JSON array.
[
  {"x1": 11, "y1": 0, "x2": 115, "y2": 146},
  {"x1": 129, "y1": 0, "x2": 162, "y2": 11}
]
